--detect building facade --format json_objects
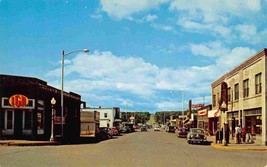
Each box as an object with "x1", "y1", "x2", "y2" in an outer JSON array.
[
  {"x1": 80, "y1": 109, "x2": 100, "y2": 137},
  {"x1": 0, "y1": 74, "x2": 81, "y2": 142},
  {"x1": 211, "y1": 48, "x2": 267, "y2": 145},
  {"x1": 197, "y1": 105, "x2": 211, "y2": 133},
  {"x1": 83, "y1": 107, "x2": 121, "y2": 128}
]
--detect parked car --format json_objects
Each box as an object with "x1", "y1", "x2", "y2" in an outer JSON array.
[
  {"x1": 112, "y1": 127, "x2": 120, "y2": 136},
  {"x1": 119, "y1": 126, "x2": 131, "y2": 133},
  {"x1": 154, "y1": 125, "x2": 160, "y2": 131},
  {"x1": 187, "y1": 128, "x2": 208, "y2": 144},
  {"x1": 97, "y1": 127, "x2": 112, "y2": 139},
  {"x1": 140, "y1": 125, "x2": 147, "y2": 132},
  {"x1": 134, "y1": 125, "x2": 140, "y2": 129},
  {"x1": 177, "y1": 127, "x2": 188, "y2": 138},
  {"x1": 166, "y1": 125, "x2": 175, "y2": 133}
]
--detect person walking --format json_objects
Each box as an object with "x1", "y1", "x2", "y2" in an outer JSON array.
[
  {"x1": 225, "y1": 124, "x2": 230, "y2": 144},
  {"x1": 242, "y1": 126, "x2": 246, "y2": 143},
  {"x1": 235, "y1": 125, "x2": 241, "y2": 144}
]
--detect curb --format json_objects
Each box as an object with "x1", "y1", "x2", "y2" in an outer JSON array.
[
  {"x1": 211, "y1": 143, "x2": 267, "y2": 151},
  {"x1": 0, "y1": 141, "x2": 61, "y2": 146}
]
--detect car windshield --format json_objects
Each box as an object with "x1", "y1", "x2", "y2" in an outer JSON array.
[{"x1": 191, "y1": 129, "x2": 204, "y2": 134}]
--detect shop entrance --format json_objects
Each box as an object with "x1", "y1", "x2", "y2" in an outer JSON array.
[
  {"x1": 3, "y1": 110, "x2": 23, "y2": 138},
  {"x1": 4, "y1": 110, "x2": 14, "y2": 135},
  {"x1": 245, "y1": 116, "x2": 262, "y2": 134},
  {"x1": 14, "y1": 110, "x2": 23, "y2": 138}
]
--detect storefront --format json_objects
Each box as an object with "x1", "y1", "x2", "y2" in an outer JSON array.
[
  {"x1": 197, "y1": 105, "x2": 210, "y2": 132},
  {"x1": 244, "y1": 108, "x2": 262, "y2": 135},
  {"x1": 208, "y1": 109, "x2": 221, "y2": 135},
  {"x1": 226, "y1": 111, "x2": 239, "y2": 133},
  {"x1": 0, "y1": 74, "x2": 81, "y2": 142}
]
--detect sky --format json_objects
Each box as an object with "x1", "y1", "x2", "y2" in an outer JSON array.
[{"x1": 1, "y1": 0, "x2": 267, "y2": 113}]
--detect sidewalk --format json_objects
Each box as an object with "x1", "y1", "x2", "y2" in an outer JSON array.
[
  {"x1": 207, "y1": 135, "x2": 267, "y2": 151},
  {"x1": 0, "y1": 140, "x2": 60, "y2": 146}
]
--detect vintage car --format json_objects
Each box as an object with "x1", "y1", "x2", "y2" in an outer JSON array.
[
  {"x1": 165, "y1": 125, "x2": 176, "y2": 133},
  {"x1": 140, "y1": 125, "x2": 147, "y2": 132},
  {"x1": 97, "y1": 127, "x2": 113, "y2": 140},
  {"x1": 154, "y1": 125, "x2": 160, "y2": 131},
  {"x1": 112, "y1": 127, "x2": 120, "y2": 136},
  {"x1": 177, "y1": 127, "x2": 188, "y2": 138},
  {"x1": 187, "y1": 128, "x2": 208, "y2": 144}
]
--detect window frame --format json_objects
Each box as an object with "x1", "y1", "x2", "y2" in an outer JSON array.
[
  {"x1": 234, "y1": 83, "x2": 239, "y2": 100},
  {"x1": 243, "y1": 79, "x2": 249, "y2": 98},
  {"x1": 255, "y1": 73, "x2": 262, "y2": 94}
]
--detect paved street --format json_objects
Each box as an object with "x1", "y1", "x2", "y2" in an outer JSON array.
[{"x1": 0, "y1": 129, "x2": 266, "y2": 167}]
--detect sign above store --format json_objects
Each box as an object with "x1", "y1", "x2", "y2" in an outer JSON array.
[
  {"x1": 198, "y1": 109, "x2": 207, "y2": 116},
  {"x1": 192, "y1": 104, "x2": 204, "y2": 108},
  {"x1": 9, "y1": 94, "x2": 29, "y2": 108}
]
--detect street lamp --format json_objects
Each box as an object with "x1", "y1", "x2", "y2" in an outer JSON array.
[
  {"x1": 50, "y1": 97, "x2": 56, "y2": 141},
  {"x1": 61, "y1": 49, "x2": 89, "y2": 142},
  {"x1": 221, "y1": 101, "x2": 228, "y2": 146}
]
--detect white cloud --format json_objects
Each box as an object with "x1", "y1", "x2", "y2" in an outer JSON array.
[
  {"x1": 190, "y1": 41, "x2": 229, "y2": 57},
  {"x1": 151, "y1": 23, "x2": 173, "y2": 31},
  {"x1": 190, "y1": 42, "x2": 257, "y2": 77},
  {"x1": 100, "y1": 0, "x2": 169, "y2": 19},
  {"x1": 46, "y1": 50, "x2": 222, "y2": 109},
  {"x1": 170, "y1": 0, "x2": 261, "y2": 23},
  {"x1": 170, "y1": 0, "x2": 261, "y2": 39},
  {"x1": 215, "y1": 47, "x2": 256, "y2": 71},
  {"x1": 235, "y1": 24, "x2": 267, "y2": 44},
  {"x1": 47, "y1": 47, "x2": 257, "y2": 111},
  {"x1": 144, "y1": 14, "x2": 158, "y2": 22}
]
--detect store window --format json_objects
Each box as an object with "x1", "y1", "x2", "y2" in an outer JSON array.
[
  {"x1": 7, "y1": 111, "x2": 13, "y2": 129},
  {"x1": 23, "y1": 110, "x2": 32, "y2": 129},
  {"x1": 243, "y1": 79, "x2": 249, "y2": 98},
  {"x1": 227, "y1": 87, "x2": 231, "y2": 102},
  {"x1": 37, "y1": 100, "x2": 45, "y2": 134},
  {"x1": 234, "y1": 83, "x2": 239, "y2": 100},
  {"x1": 255, "y1": 73, "x2": 262, "y2": 94},
  {"x1": 37, "y1": 111, "x2": 44, "y2": 129},
  {"x1": 212, "y1": 95, "x2": 216, "y2": 107}
]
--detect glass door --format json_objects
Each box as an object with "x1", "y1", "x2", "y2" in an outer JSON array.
[{"x1": 4, "y1": 110, "x2": 14, "y2": 135}]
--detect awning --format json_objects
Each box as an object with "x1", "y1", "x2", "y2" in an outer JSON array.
[
  {"x1": 185, "y1": 121, "x2": 193, "y2": 125},
  {"x1": 184, "y1": 118, "x2": 190, "y2": 124}
]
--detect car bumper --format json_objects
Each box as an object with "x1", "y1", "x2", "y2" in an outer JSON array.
[{"x1": 187, "y1": 139, "x2": 207, "y2": 144}]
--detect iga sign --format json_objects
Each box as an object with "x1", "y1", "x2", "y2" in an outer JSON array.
[
  {"x1": 198, "y1": 109, "x2": 207, "y2": 116},
  {"x1": 9, "y1": 94, "x2": 29, "y2": 108}
]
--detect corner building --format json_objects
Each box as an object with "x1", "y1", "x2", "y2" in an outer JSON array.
[
  {"x1": 0, "y1": 74, "x2": 81, "y2": 142},
  {"x1": 211, "y1": 48, "x2": 267, "y2": 145}
]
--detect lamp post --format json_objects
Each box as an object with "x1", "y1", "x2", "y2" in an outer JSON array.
[
  {"x1": 61, "y1": 49, "x2": 89, "y2": 142},
  {"x1": 221, "y1": 101, "x2": 228, "y2": 146},
  {"x1": 50, "y1": 97, "x2": 56, "y2": 141}
]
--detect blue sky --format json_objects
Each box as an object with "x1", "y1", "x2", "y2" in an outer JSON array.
[{"x1": 1, "y1": 0, "x2": 267, "y2": 112}]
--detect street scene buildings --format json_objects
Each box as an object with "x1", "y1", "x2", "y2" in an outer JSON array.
[{"x1": 1, "y1": 49, "x2": 267, "y2": 146}]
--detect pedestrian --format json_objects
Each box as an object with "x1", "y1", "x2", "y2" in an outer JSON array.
[
  {"x1": 242, "y1": 126, "x2": 246, "y2": 143},
  {"x1": 215, "y1": 128, "x2": 222, "y2": 144},
  {"x1": 215, "y1": 128, "x2": 219, "y2": 144},
  {"x1": 225, "y1": 124, "x2": 230, "y2": 144},
  {"x1": 220, "y1": 127, "x2": 223, "y2": 144},
  {"x1": 235, "y1": 125, "x2": 241, "y2": 144}
]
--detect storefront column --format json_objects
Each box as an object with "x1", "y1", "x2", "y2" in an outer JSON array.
[{"x1": 263, "y1": 57, "x2": 267, "y2": 145}]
